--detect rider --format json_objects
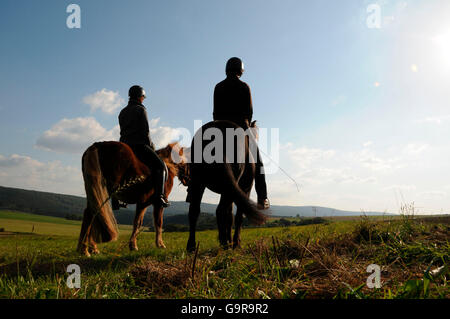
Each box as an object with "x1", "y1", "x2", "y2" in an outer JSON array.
[
  {"x1": 213, "y1": 57, "x2": 270, "y2": 210},
  {"x1": 117, "y1": 85, "x2": 170, "y2": 208}
]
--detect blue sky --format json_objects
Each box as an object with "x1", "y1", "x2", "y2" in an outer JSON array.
[{"x1": 1, "y1": 0, "x2": 450, "y2": 214}]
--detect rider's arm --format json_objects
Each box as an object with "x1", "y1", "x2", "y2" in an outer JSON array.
[
  {"x1": 140, "y1": 107, "x2": 154, "y2": 148},
  {"x1": 244, "y1": 83, "x2": 253, "y2": 123}
]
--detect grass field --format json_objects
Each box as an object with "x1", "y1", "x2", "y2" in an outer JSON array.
[{"x1": 0, "y1": 210, "x2": 448, "y2": 299}]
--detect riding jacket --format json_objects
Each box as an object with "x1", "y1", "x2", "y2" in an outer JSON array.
[
  {"x1": 118, "y1": 100, "x2": 155, "y2": 149},
  {"x1": 213, "y1": 75, "x2": 253, "y2": 128}
]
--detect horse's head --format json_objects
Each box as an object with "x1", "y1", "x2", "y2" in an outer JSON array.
[{"x1": 157, "y1": 142, "x2": 190, "y2": 186}]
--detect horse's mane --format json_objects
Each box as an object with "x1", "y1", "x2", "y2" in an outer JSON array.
[{"x1": 156, "y1": 143, "x2": 180, "y2": 178}]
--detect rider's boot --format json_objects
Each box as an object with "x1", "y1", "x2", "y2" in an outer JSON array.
[
  {"x1": 257, "y1": 198, "x2": 270, "y2": 210},
  {"x1": 157, "y1": 169, "x2": 170, "y2": 208}
]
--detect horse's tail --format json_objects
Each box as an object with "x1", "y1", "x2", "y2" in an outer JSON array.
[
  {"x1": 223, "y1": 162, "x2": 268, "y2": 225},
  {"x1": 82, "y1": 144, "x2": 118, "y2": 243}
]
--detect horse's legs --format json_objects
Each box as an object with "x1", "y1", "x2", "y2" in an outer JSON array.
[
  {"x1": 187, "y1": 185, "x2": 205, "y2": 252},
  {"x1": 233, "y1": 190, "x2": 250, "y2": 249},
  {"x1": 233, "y1": 208, "x2": 244, "y2": 249},
  {"x1": 225, "y1": 203, "x2": 234, "y2": 246},
  {"x1": 88, "y1": 237, "x2": 100, "y2": 255},
  {"x1": 153, "y1": 203, "x2": 166, "y2": 248},
  {"x1": 216, "y1": 195, "x2": 233, "y2": 249},
  {"x1": 129, "y1": 203, "x2": 147, "y2": 251},
  {"x1": 77, "y1": 208, "x2": 93, "y2": 257}
]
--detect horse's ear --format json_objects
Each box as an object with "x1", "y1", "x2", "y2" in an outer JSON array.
[
  {"x1": 166, "y1": 143, "x2": 175, "y2": 152},
  {"x1": 169, "y1": 142, "x2": 185, "y2": 155}
]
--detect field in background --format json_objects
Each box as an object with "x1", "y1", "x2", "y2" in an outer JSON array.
[{"x1": 0, "y1": 210, "x2": 448, "y2": 299}]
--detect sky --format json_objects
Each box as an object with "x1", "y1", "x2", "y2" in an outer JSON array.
[{"x1": 1, "y1": 0, "x2": 450, "y2": 214}]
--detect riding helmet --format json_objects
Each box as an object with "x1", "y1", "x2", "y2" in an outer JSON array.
[
  {"x1": 128, "y1": 85, "x2": 147, "y2": 99},
  {"x1": 225, "y1": 57, "x2": 244, "y2": 77}
]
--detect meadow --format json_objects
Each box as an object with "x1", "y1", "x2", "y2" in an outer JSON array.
[{"x1": 0, "y1": 210, "x2": 448, "y2": 299}]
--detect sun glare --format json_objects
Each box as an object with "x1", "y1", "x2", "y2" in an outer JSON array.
[{"x1": 432, "y1": 30, "x2": 450, "y2": 72}]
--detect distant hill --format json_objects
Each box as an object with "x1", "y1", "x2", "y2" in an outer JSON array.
[{"x1": 0, "y1": 186, "x2": 389, "y2": 226}]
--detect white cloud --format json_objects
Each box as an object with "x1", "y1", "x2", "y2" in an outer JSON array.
[
  {"x1": 36, "y1": 116, "x2": 185, "y2": 154},
  {"x1": 403, "y1": 143, "x2": 429, "y2": 155},
  {"x1": 36, "y1": 117, "x2": 119, "y2": 154},
  {"x1": 0, "y1": 154, "x2": 82, "y2": 195},
  {"x1": 354, "y1": 149, "x2": 402, "y2": 171},
  {"x1": 30, "y1": 113, "x2": 450, "y2": 214},
  {"x1": 148, "y1": 118, "x2": 186, "y2": 149},
  {"x1": 258, "y1": 141, "x2": 450, "y2": 213},
  {"x1": 382, "y1": 184, "x2": 417, "y2": 192},
  {"x1": 417, "y1": 116, "x2": 450, "y2": 125},
  {"x1": 83, "y1": 89, "x2": 124, "y2": 114},
  {"x1": 420, "y1": 190, "x2": 446, "y2": 199}
]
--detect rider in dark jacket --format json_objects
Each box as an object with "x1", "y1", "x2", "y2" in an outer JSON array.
[
  {"x1": 213, "y1": 57, "x2": 270, "y2": 210},
  {"x1": 117, "y1": 85, "x2": 170, "y2": 208}
]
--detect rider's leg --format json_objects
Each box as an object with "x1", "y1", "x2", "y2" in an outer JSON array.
[
  {"x1": 254, "y1": 149, "x2": 270, "y2": 209},
  {"x1": 245, "y1": 124, "x2": 270, "y2": 210},
  {"x1": 132, "y1": 144, "x2": 170, "y2": 207}
]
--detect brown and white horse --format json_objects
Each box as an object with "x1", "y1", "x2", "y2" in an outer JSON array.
[{"x1": 77, "y1": 141, "x2": 188, "y2": 257}]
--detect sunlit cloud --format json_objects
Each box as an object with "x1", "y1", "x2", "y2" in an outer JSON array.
[
  {"x1": 416, "y1": 116, "x2": 450, "y2": 125},
  {"x1": 36, "y1": 117, "x2": 183, "y2": 154},
  {"x1": 0, "y1": 154, "x2": 81, "y2": 195},
  {"x1": 83, "y1": 89, "x2": 125, "y2": 114},
  {"x1": 35, "y1": 117, "x2": 118, "y2": 154}
]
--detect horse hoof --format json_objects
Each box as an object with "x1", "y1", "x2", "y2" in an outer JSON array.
[
  {"x1": 77, "y1": 246, "x2": 91, "y2": 257},
  {"x1": 129, "y1": 244, "x2": 138, "y2": 251},
  {"x1": 156, "y1": 242, "x2": 167, "y2": 249},
  {"x1": 186, "y1": 242, "x2": 196, "y2": 253},
  {"x1": 90, "y1": 249, "x2": 100, "y2": 255},
  {"x1": 78, "y1": 250, "x2": 91, "y2": 257}
]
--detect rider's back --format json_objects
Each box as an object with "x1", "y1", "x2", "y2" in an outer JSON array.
[
  {"x1": 213, "y1": 76, "x2": 253, "y2": 128},
  {"x1": 118, "y1": 101, "x2": 153, "y2": 147}
]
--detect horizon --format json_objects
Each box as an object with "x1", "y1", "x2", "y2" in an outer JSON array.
[
  {"x1": 1, "y1": 184, "x2": 445, "y2": 216},
  {"x1": 1, "y1": 1, "x2": 450, "y2": 215}
]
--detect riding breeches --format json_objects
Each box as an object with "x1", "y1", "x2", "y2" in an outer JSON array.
[
  {"x1": 235, "y1": 121, "x2": 268, "y2": 200},
  {"x1": 128, "y1": 144, "x2": 168, "y2": 196}
]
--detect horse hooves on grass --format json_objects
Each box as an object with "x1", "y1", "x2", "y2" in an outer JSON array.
[
  {"x1": 77, "y1": 245, "x2": 91, "y2": 257},
  {"x1": 129, "y1": 245, "x2": 139, "y2": 251},
  {"x1": 78, "y1": 250, "x2": 91, "y2": 257},
  {"x1": 186, "y1": 243, "x2": 196, "y2": 253}
]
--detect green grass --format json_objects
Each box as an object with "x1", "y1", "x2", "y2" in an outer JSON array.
[
  {"x1": 0, "y1": 211, "x2": 133, "y2": 236},
  {"x1": 0, "y1": 210, "x2": 82, "y2": 225},
  {"x1": 0, "y1": 210, "x2": 448, "y2": 299}
]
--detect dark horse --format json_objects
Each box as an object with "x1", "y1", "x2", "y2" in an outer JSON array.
[
  {"x1": 186, "y1": 120, "x2": 268, "y2": 252},
  {"x1": 77, "y1": 141, "x2": 188, "y2": 257}
]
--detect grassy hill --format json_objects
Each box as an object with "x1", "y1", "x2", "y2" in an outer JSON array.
[
  {"x1": 0, "y1": 211, "x2": 448, "y2": 299},
  {"x1": 0, "y1": 186, "x2": 390, "y2": 226}
]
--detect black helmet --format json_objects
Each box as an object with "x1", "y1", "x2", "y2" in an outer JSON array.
[
  {"x1": 128, "y1": 85, "x2": 146, "y2": 99},
  {"x1": 226, "y1": 57, "x2": 244, "y2": 77}
]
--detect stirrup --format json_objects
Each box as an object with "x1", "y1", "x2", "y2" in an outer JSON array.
[{"x1": 160, "y1": 195, "x2": 170, "y2": 208}]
